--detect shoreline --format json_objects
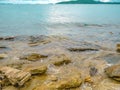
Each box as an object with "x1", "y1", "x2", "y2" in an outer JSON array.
[{"x1": 0, "y1": 35, "x2": 120, "y2": 90}]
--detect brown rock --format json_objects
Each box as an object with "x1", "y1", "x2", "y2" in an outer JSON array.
[
  {"x1": 51, "y1": 54, "x2": 71, "y2": 66},
  {"x1": 105, "y1": 64, "x2": 120, "y2": 81},
  {"x1": 20, "y1": 53, "x2": 48, "y2": 61},
  {"x1": 53, "y1": 59, "x2": 71, "y2": 66},
  {"x1": 23, "y1": 65, "x2": 47, "y2": 75},
  {"x1": 84, "y1": 76, "x2": 93, "y2": 83},
  {"x1": 0, "y1": 54, "x2": 7, "y2": 59},
  {"x1": 68, "y1": 48, "x2": 98, "y2": 52},
  {"x1": 116, "y1": 44, "x2": 120, "y2": 52},
  {"x1": 0, "y1": 67, "x2": 31, "y2": 86},
  {"x1": 33, "y1": 75, "x2": 82, "y2": 90}
]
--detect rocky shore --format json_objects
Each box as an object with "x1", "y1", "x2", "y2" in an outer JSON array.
[{"x1": 0, "y1": 35, "x2": 120, "y2": 90}]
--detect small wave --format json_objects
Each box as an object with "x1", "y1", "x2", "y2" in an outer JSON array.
[{"x1": 0, "y1": 0, "x2": 76, "y2": 4}]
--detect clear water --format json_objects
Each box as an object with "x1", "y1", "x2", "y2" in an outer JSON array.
[{"x1": 0, "y1": 4, "x2": 120, "y2": 36}]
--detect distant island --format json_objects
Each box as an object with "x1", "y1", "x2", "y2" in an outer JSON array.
[{"x1": 57, "y1": 0, "x2": 120, "y2": 4}]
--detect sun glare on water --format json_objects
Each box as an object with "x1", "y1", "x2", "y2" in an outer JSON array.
[{"x1": 100, "y1": 0, "x2": 110, "y2": 2}]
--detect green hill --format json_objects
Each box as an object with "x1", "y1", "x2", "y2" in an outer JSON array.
[{"x1": 57, "y1": 0, "x2": 120, "y2": 4}]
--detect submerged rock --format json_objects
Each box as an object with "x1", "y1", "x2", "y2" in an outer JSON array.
[
  {"x1": 116, "y1": 44, "x2": 120, "y2": 52},
  {"x1": 23, "y1": 65, "x2": 47, "y2": 75},
  {"x1": 33, "y1": 75, "x2": 82, "y2": 90},
  {"x1": 0, "y1": 46, "x2": 7, "y2": 49},
  {"x1": 94, "y1": 79, "x2": 120, "y2": 90},
  {"x1": 0, "y1": 54, "x2": 7, "y2": 59},
  {"x1": 0, "y1": 36, "x2": 15, "y2": 41},
  {"x1": 89, "y1": 67, "x2": 98, "y2": 76},
  {"x1": 105, "y1": 64, "x2": 120, "y2": 81},
  {"x1": 28, "y1": 35, "x2": 51, "y2": 47},
  {"x1": 20, "y1": 53, "x2": 48, "y2": 61},
  {"x1": 51, "y1": 54, "x2": 71, "y2": 66},
  {"x1": 56, "y1": 75, "x2": 82, "y2": 89},
  {"x1": 68, "y1": 48, "x2": 98, "y2": 52},
  {"x1": 0, "y1": 67, "x2": 31, "y2": 86}
]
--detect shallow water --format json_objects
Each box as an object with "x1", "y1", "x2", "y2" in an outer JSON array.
[
  {"x1": 0, "y1": 4, "x2": 120, "y2": 90},
  {"x1": 0, "y1": 4, "x2": 120, "y2": 36}
]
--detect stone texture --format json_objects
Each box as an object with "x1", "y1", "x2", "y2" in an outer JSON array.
[
  {"x1": 33, "y1": 75, "x2": 82, "y2": 90},
  {"x1": 51, "y1": 54, "x2": 71, "y2": 66},
  {"x1": 23, "y1": 65, "x2": 47, "y2": 75},
  {"x1": 116, "y1": 44, "x2": 120, "y2": 52},
  {"x1": 0, "y1": 67, "x2": 31, "y2": 86},
  {"x1": 0, "y1": 54, "x2": 7, "y2": 59},
  {"x1": 105, "y1": 64, "x2": 120, "y2": 81},
  {"x1": 20, "y1": 53, "x2": 48, "y2": 61}
]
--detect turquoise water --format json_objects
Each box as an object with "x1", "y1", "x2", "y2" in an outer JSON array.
[{"x1": 0, "y1": 4, "x2": 120, "y2": 36}]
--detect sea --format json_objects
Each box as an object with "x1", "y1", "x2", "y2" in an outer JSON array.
[{"x1": 0, "y1": 4, "x2": 120, "y2": 44}]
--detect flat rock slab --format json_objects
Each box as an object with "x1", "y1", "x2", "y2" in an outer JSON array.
[
  {"x1": 51, "y1": 54, "x2": 71, "y2": 66},
  {"x1": 0, "y1": 54, "x2": 7, "y2": 59},
  {"x1": 0, "y1": 67, "x2": 31, "y2": 86},
  {"x1": 117, "y1": 44, "x2": 120, "y2": 52},
  {"x1": 68, "y1": 48, "x2": 98, "y2": 52},
  {"x1": 20, "y1": 53, "x2": 48, "y2": 61},
  {"x1": 105, "y1": 64, "x2": 120, "y2": 81},
  {"x1": 33, "y1": 75, "x2": 82, "y2": 90},
  {"x1": 23, "y1": 65, "x2": 47, "y2": 75}
]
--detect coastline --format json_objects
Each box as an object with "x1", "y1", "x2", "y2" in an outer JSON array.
[{"x1": 0, "y1": 35, "x2": 120, "y2": 90}]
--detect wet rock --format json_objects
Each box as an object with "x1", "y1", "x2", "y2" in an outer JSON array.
[
  {"x1": 23, "y1": 65, "x2": 47, "y2": 75},
  {"x1": 116, "y1": 44, "x2": 120, "y2": 52},
  {"x1": 105, "y1": 64, "x2": 120, "y2": 81},
  {"x1": 53, "y1": 59, "x2": 71, "y2": 66},
  {"x1": 0, "y1": 67, "x2": 31, "y2": 86},
  {"x1": 84, "y1": 76, "x2": 93, "y2": 83},
  {"x1": 28, "y1": 42, "x2": 40, "y2": 47},
  {"x1": 68, "y1": 48, "x2": 98, "y2": 52},
  {"x1": 20, "y1": 53, "x2": 48, "y2": 61},
  {"x1": 94, "y1": 79, "x2": 120, "y2": 90},
  {"x1": 0, "y1": 74, "x2": 10, "y2": 87},
  {"x1": 0, "y1": 46, "x2": 7, "y2": 49},
  {"x1": 4, "y1": 36, "x2": 15, "y2": 41},
  {"x1": 52, "y1": 54, "x2": 71, "y2": 66},
  {"x1": 0, "y1": 54, "x2": 7, "y2": 59},
  {"x1": 48, "y1": 75, "x2": 58, "y2": 82},
  {"x1": 28, "y1": 35, "x2": 50, "y2": 47},
  {"x1": 0, "y1": 37, "x2": 15, "y2": 41},
  {"x1": 0, "y1": 37, "x2": 4, "y2": 40},
  {"x1": 89, "y1": 67, "x2": 98, "y2": 76},
  {"x1": 33, "y1": 75, "x2": 82, "y2": 90}
]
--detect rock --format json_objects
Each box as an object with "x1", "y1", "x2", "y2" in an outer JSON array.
[
  {"x1": 105, "y1": 64, "x2": 120, "y2": 81},
  {"x1": 0, "y1": 37, "x2": 15, "y2": 41},
  {"x1": 33, "y1": 75, "x2": 82, "y2": 90},
  {"x1": 28, "y1": 35, "x2": 51, "y2": 46},
  {"x1": 89, "y1": 67, "x2": 98, "y2": 76},
  {"x1": 68, "y1": 48, "x2": 98, "y2": 52},
  {"x1": 48, "y1": 75, "x2": 58, "y2": 81},
  {"x1": 0, "y1": 54, "x2": 7, "y2": 59},
  {"x1": 0, "y1": 74, "x2": 10, "y2": 87},
  {"x1": 0, "y1": 67, "x2": 31, "y2": 86},
  {"x1": 84, "y1": 76, "x2": 93, "y2": 83},
  {"x1": 28, "y1": 42, "x2": 40, "y2": 47},
  {"x1": 116, "y1": 44, "x2": 120, "y2": 52},
  {"x1": 56, "y1": 75, "x2": 82, "y2": 89},
  {"x1": 53, "y1": 59, "x2": 71, "y2": 66},
  {"x1": 20, "y1": 53, "x2": 48, "y2": 61},
  {"x1": 52, "y1": 54, "x2": 71, "y2": 66},
  {"x1": 94, "y1": 79, "x2": 120, "y2": 90},
  {"x1": 4, "y1": 36, "x2": 15, "y2": 41},
  {"x1": 0, "y1": 37, "x2": 4, "y2": 40},
  {"x1": 23, "y1": 65, "x2": 47, "y2": 75},
  {"x1": 0, "y1": 46, "x2": 7, "y2": 49}
]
